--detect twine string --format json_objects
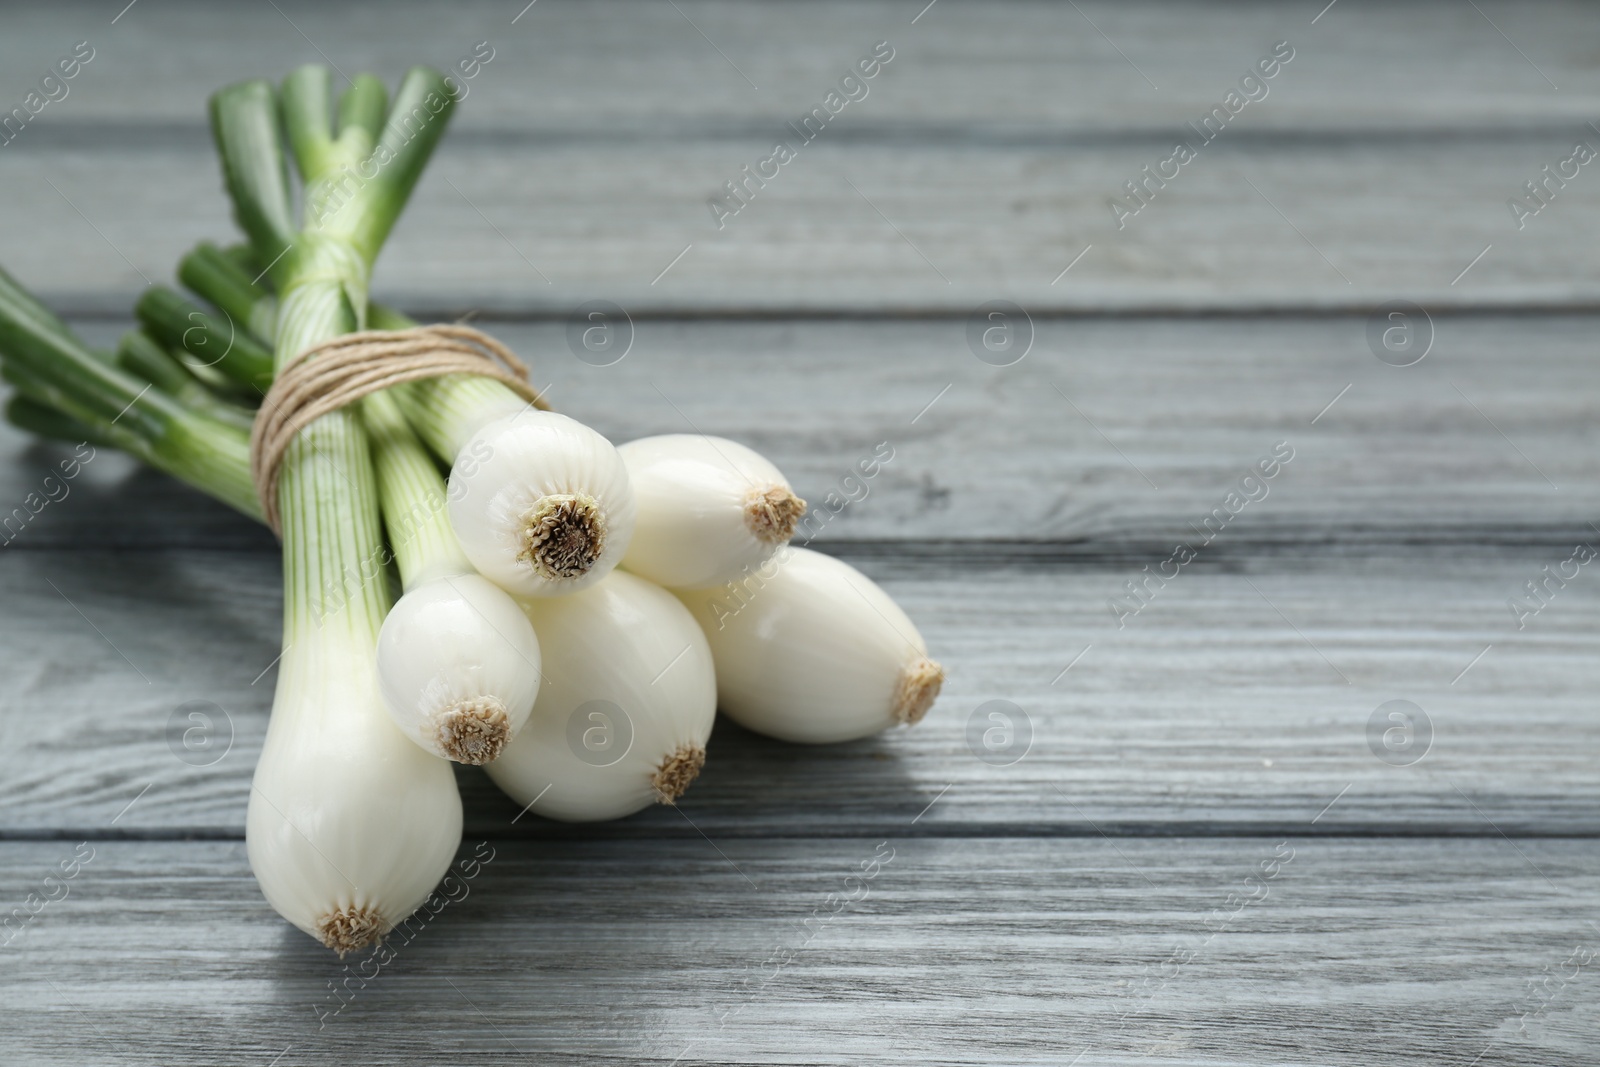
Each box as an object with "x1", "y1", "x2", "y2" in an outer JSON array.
[{"x1": 248, "y1": 324, "x2": 549, "y2": 536}]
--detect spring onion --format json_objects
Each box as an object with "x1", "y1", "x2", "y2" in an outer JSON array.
[
  {"x1": 215, "y1": 67, "x2": 465, "y2": 954},
  {"x1": 0, "y1": 266, "x2": 259, "y2": 517},
  {"x1": 113, "y1": 330, "x2": 256, "y2": 432},
  {"x1": 0, "y1": 52, "x2": 954, "y2": 957},
  {"x1": 617, "y1": 433, "x2": 806, "y2": 589},
  {"x1": 365, "y1": 390, "x2": 542, "y2": 764},
  {"x1": 676, "y1": 547, "x2": 944, "y2": 743},
  {"x1": 134, "y1": 285, "x2": 275, "y2": 395},
  {"x1": 4, "y1": 393, "x2": 115, "y2": 452},
  {"x1": 179, "y1": 240, "x2": 280, "y2": 344},
  {"x1": 486, "y1": 569, "x2": 716, "y2": 821},
  {"x1": 439, "y1": 408, "x2": 637, "y2": 597},
  {"x1": 180, "y1": 247, "x2": 640, "y2": 600}
]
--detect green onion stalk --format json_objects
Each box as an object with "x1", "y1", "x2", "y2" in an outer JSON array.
[
  {"x1": 5, "y1": 393, "x2": 113, "y2": 450},
  {"x1": 113, "y1": 331, "x2": 256, "y2": 432},
  {"x1": 174, "y1": 243, "x2": 546, "y2": 767},
  {"x1": 211, "y1": 66, "x2": 465, "y2": 955},
  {"x1": 179, "y1": 231, "x2": 639, "y2": 603},
  {"x1": 361, "y1": 391, "x2": 545, "y2": 766},
  {"x1": 133, "y1": 284, "x2": 275, "y2": 395},
  {"x1": 178, "y1": 238, "x2": 527, "y2": 465},
  {"x1": 0, "y1": 266, "x2": 259, "y2": 518},
  {"x1": 179, "y1": 242, "x2": 280, "y2": 346}
]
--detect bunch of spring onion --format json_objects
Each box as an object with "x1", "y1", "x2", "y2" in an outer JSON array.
[{"x1": 0, "y1": 63, "x2": 944, "y2": 956}]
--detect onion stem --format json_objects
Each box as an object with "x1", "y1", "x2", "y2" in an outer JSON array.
[
  {"x1": 134, "y1": 285, "x2": 275, "y2": 394},
  {"x1": 0, "y1": 265, "x2": 259, "y2": 517},
  {"x1": 5, "y1": 393, "x2": 118, "y2": 452},
  {"x1": 361, "y1": 389, "x2": 470, "y2": 590},
  {"x1": 179, "y1": 247, "x2": 535, "y2": 476},
  {"x1": 115, "y1": 331, "x2": 256, "y2": 432},
  {"x1": 179, "y1": 241, "x2": 278, "y2": 344}
]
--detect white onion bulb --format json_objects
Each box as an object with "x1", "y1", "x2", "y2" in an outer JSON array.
[
  {"x1": 447, "y1": 410, "x2": 636, "y2": 597},
  {"x1": 617, "y1": 433, "x2": 806, "y2": 590},
  {"x1": 486, "y1": 570, "x2": 716, "y2": 821},
  {"x1": 675, "y1": 547, "x2": 943, "y2": 744},
  {"x1": 248, "y1": 660, "x2": 463, "y2": 955},
  {"x1": 376, "y1": 573, "x2": 542, "y2": 764}
]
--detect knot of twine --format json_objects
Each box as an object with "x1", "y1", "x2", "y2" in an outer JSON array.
[{"x1": 248, "y1": 324, "x2": 549, "y2": 536}]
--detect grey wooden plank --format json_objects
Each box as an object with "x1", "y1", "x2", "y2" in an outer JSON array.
[
  {"x1": 5, "y1": 0, "x2": 1597, "y2": 313},
  {"x1": 5, "y1": 314, "x2": 1595, "y2": 551},
  {"x1": 1, "y1": 837, "x2": 1595, "y2": 1065},
  {"x1": 1, "y1": 548, "x2": 1595, "y2": 836},
  {"x1": 5, "y1": 136, "x2": 1597, "y2": 313},
  {"x1": 2, "y1": 1, "x2": 1595, "y2": 133}
]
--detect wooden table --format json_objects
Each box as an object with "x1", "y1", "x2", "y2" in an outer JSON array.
[{"x1": 1, "y1": 2, "x2": 1596, "y2": 1063}]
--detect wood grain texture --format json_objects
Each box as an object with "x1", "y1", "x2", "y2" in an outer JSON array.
[
  {"x1": 4, "y1": 136, "x2": 1594, "y2": 313},
  {"x1": 2, "y1": 837, "x2": 1596, "y2": 1066},
  {"x1": 1, "y1": 548, "x2": 1594, "y2": 837},
  {"x1": 3, "y1": 313, "x2": 1596, "y2": 552},
  {"x1": 0, "y1": 3, "x2": 1593, "y2": 1062},
  {"x1": 1, "y1": 1, "x2": 1594, "y2": 132},
  {"x1": 2, "y1": 1, "x2": 1597, "y2": 312}
]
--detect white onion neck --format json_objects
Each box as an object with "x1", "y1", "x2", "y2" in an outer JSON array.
[
  {"x1": 394, "y1": 374, "x2": 529, "y2": 462},
  {"x1": 361, "y1": 390, "x2": 472, "y2": 592}
]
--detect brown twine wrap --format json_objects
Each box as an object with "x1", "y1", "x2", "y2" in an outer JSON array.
[{"x1": 248, "y1": 324, "x2": 550, "y2": 536}]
